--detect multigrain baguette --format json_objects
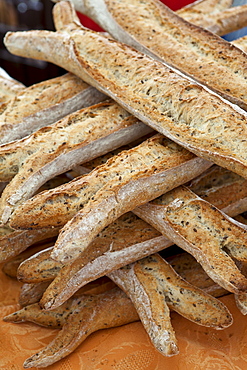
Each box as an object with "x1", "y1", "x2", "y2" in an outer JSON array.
[
  {"x1": 4, "y1": 2, "x2": 247, "y2": 180},
  {"x1": 22, "y1": 288, "x2": 139, "y2": 369},
  {"x1": 5, "y1": 254, "x2": 230, "y2": 328},
  {"x1": 0, "y1": 100, "x2": 152, "y2": 224},
  {"x1": 0, "y1": 72, "x2": 106, "y2": 144},
  {"x1": 0, "y1": 227, "x2": 59, "y2": 263},
  {"x1": 18, "y1": 281, "x2": 52, "y2": 307},
  {"x1": 71, "y1": 0, "x2": 247, "y2": 110},
  {"x1": 232, "y1": 35, "x2": 247, "y2": 53},
  {"x1": 189, "y1": 165, "x2": 247, "y2": 217},
  {"x1": 17, "y1": 277, "x2": 116, "y2": 307},
  {"x1": 108, "y1": 254, "x2": 232, "y2": 357},
  {"x1": 133, "y1": 186, "x2": 247, "y2": 294},
  {"x1": 9, "y1": 134, "x2": 211, "y2": 264},
  {"x1": 178, "y1": 0, "x2": 247, "y2": 36},
  {"x1": 17, "y1": 212, "x2": 167, "y2": 284},
  {"x1": 15, "y1": 158, "x2": 247, "y2": 308}
]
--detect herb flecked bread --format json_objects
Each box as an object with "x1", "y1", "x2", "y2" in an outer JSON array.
[
  {"x1": 3, "y1": 1, "x2": 247, "y2": 180},
  {"x1": 0, "y1": 72, "x2": 105, "y2": 144},
  {"x1": 69, "y1": 0, "x2": 247, "y2": 110}
]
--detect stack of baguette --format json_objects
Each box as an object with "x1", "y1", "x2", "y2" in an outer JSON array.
[{"x1": 2, "y1": 0, "x2": 247, "y2": 367}]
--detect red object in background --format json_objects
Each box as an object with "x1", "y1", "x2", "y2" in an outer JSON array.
[{"x1": 77, "y1": 0, "x2": 195, "y2": 31}]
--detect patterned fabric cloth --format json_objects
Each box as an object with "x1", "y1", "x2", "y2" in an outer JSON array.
[{"x1": 1, "y1": 263, "x2": 247, "y2": 370}]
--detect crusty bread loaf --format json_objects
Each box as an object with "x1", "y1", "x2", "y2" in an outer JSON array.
[
  {"x1": 178, "y1": 0, "x2": 233, "y2": 14},
  {"x1": 232, "y1": 35, "x2": 247, "y2": 54},
  {"x1": 18, "y1": 281, "x2": 52, "y2": 307},
  {"x1": 108, "y1": 254, "x2": 232, "y2": 356},
  {"x1": 76, "y1": 0, "x2": 247, "y2": 110},
  {"x1": 4, "y1": 2, "x2": 247, "y2": 180},
  {"x1": 178, "y1": 1, "x2": 247, "y2": 36},
  {"x1": 189, "y1": 165, "x2": 247, "y2": 217},
  {"x1": 22, "y1": 288, "x2": 139, "y2": 368},
  {"x1": 0, "y1": 100, "x2": 152, "y2": 224},
  {"x1": 9, "y1": 134, "x2": 210, "y2": 264},
  {"x1": 0, "y1": 72, "x2": 106, "y2": 144},
  {"x1": 0, "y1": 227, "x2": 59, "y2": 263},
  {"x1": 17, "y1": 212, "x2": 166, "y2": 283},
  {"x1": 133, "y1": 185, "x2": 247, "y2": 294}
]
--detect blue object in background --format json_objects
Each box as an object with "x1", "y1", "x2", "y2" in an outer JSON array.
[{"x1": 223, "y1": 0, "x2": 247, "y2": 40}]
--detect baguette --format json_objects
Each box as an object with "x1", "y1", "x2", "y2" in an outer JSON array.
[
  {"x1": 0, "y1": 227, "x2": 59, "y2": 263},
  {"x1": 72, "y1": 0, "x2": 247, "y2": 110},
  {"x1": 178, "y1": 0, "x2": 233, "y2": 13},
  {"x1": 18, "y1": 281, "x2": 52, "y2": 307},
  {"x1": 17, "y1": 276, "x2": 115, "y2": 307},
  {"x1": 9, "y1": 135, "x2": 211, "y2": 264},
  {"x1": 18, "y1": 162, "x2": 247, "y2": 308},
  {"x1": 1, "y1": 242, "x2": 53, "y2": 278},
  {"x1": 0, "y1": 100, "x2": 152, "y2": 224},
  {"x1": 178, "y1": 1, "x2": 247, "y2": 35},
  {"x1": 17, "y1": 212, "x2": 166, "y2": 284},
  {"x1": 4, "y1": 2, "x2": 247, "y2": 180},
  {"x1": 232, "y1": 35, "x2": 247, "y2": 54},
  {"x1": 133, "y1": 185, "x2": 247, "y2": 294},
  {"x1": 22, "y1": 288, "x2": 139, "y2": 368},
  {"x1": 188, "y1": 165, "x2": 247, "y2": 217},
  {"x1": 168, "y1": 252, "x2": 247, "y2": 317},
  {"x1": 0, "y1": 72, "x2": 106, "y2": 144},
  {"x1": 109, "y1": 254, "x2": 232, "y2": 330}
]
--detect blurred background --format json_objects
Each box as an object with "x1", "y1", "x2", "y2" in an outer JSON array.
[{"x1": 0, "y1": 0, "x2": 245, "y2": 86}]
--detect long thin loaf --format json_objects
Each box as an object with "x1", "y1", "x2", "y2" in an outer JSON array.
[
  {"x1": 4, "y1": 1, "x2": 247, "y2": 179},
  {"x1": 0, "y1": 72, "x2": 105, "y2": 144},
  {"x1": 70, "y1": 0, "x2": 247, "y2": 110}
]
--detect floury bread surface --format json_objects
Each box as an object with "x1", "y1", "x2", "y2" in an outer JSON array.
[
  {"x1": 0, "y1": 72, "x2": 106, "y2": 144},
  {"x1": 4, "y1": 1, "x2": 247, "y2": 180},
  {"x1": 70, "y1": 0, "x2": 247, "y2": 110},
  {"x1": 9, "y1": 134, "x2": 211, "y2": 263},
  {"x1": 0, "y1": 100, "x2": 152, "y2": 224}
]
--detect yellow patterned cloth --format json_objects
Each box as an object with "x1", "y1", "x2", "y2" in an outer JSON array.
[{"x1": 1, "y1": 263, "x2": 247, "y2": 370}]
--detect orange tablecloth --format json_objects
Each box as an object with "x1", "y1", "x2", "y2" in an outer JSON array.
[{"x1": 1, "y1": 264, "x2": 247, "y2": 370}]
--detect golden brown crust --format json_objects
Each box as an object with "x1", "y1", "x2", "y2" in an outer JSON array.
[
  {"x1": 22, "y1": 288, "x2": 139, "y2": 368},
  {"x1": 0, "y1": 100, "x2": 152, "y2": 225},
  {"x1": 134, "y1": 186, "x2": 247, "y2": 294},
  {"x1": 9, "y1": 135, "x2": 210, "y2": 264},
  {"x1": 0, "y1": 72, "x2": 105, "y2": 144},
  {"x1": 4, "y1": 4, "x2": 247, "y2": 179},
  {"x1": 0, "y1": 227, "x2": 59, "y2": 263},
  {"x1": 108, "y1": 254, "x2": 232, "y2": 354},
  {"x1": 80, "y1": 0, "x2": 247, "y2": 110}
]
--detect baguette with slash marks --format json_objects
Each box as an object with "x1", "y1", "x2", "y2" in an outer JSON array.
[
  {"x1": 21, "y1": 168, "x2": 246, "y2": 309},
  {"x1": 167, "y1": 251, "x2": 247, "y2": 315},
  {"x1": 5, "y1": 252, "x2": 230, "y2": 328},
  {"x1": 17, "y1": 276, "x2": 115, "y2": 307},
  {"x1": 133, "y1": 185, "x2": 247, "y2": 294},
  {"x1": 0, "y1": 72, "x2": 106, "y2": 145},
  {"x1": 4, "y1": 259, "x2": 232, "y2": 367},
  {"x1": 9, "y1": 134, "x2": 211, "y2": 263},
  {"x1": 23, "y1": 288, "x2": 139, "y2": 369},
  {"x1": 177, "y1": 0, "x2": 247, "y2": 36},
  {"x1": 0, "y1": 100, "x2": 152, "y2": 225},
  {"x1": 7, "y1": 253, "x2": 230, "y2": 328},
  {"x1": 108, "y1": 254, "x2": 232, "y2": 357},
  {"x1": 4, "y1": 1, "x2": 247, "y2": 180},
  {"x1": 17, "y1": 166, "x2": 247, "y2": 309},
  {"x1": 66, "y1": 0, "x2": 247, "y2": 111},
  {"x1": 0, "y1": 174, "x2": 71, "y2": 263}
]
